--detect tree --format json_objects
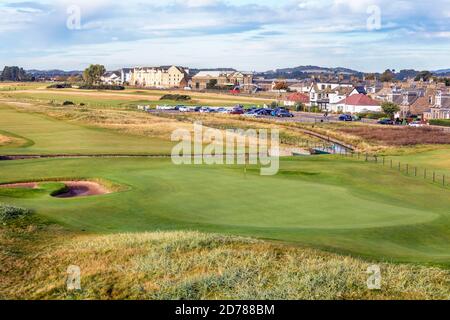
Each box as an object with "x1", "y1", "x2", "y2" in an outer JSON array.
[
  {"x1": 381, "y1": 102, "x2": 400, "y2": 119},
  {"x1": 295, "y1": 102, "x2": 305, "y2": 112},
  {"x1": 206, "y1": 79, "x2": 218, "y2": 89},
  {"x1": 0, "y1": 66, "x2": 32, "y2": 81},
  {"x1": 273, "y1": 81, "x2": 289, "y2": 91},
  {"x1": 380, "y1": 69, "x2": 395, "y2": 82},
  {"x1": 83, "y1": 64, "x2": 106, "y2": 85},
  {"x1": 270, "y1": 101, "x2": 278, "y2": 108},
  {"x1": 414, "y1": 71, "x2": 433, "y2": 82}
]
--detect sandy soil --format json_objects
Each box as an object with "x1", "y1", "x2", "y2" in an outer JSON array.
[
  {"x1": 0, "y1": 182, "x2": 38, "y2": 189},
  {"x1": 0, "y1": 135, "x2": 12, "y2": 145},
  {"x1": 55, "y1": 181, "x2": 111, "y2": 198},
  {"x1": 0, "y1": 181, "x2": 111, "y2": 198}
]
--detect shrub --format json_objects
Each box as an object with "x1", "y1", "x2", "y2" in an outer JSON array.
[
  {"x1": 429, "y1": 119, "x2": 450, "y2": 127},
  {"x1": 160, "y1": 94, "x2": 191, "y2": 101},
  {"x1": 62, "y1": 101, "x2": 75, "y2": 106},
  {"x1": 0, "y1": 204, "x2": 32, "y2": 223},
  {"x1": 78, "y1": 84, "x2": 125, "y2": 90},
  {"x1": 47, "y1": 83, "x2": 72, "y2": 89},
  {"x1": 358, "y1": 112, "x2": 387, "y2": 119}
]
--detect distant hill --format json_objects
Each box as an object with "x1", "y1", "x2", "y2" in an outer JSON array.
[
  {"x1": 27, "y1": 69, "x2": 82, "y2": 78},
  {"x1": 189, "y1": 68, "x2": 236, "y2": 76},
  {"x1": 434, "y1": 69, "x2": 450, "y2": 76},
  {"x1": 255, "y1": 65, "x2": 363, "y2": 79}
]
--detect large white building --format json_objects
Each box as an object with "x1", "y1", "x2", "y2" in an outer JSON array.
[
  {"x1": 332, "y1": 94, "x2": 382, "y2": 113},
  {"x1": 130, "y1": 66, "x2": 189, "y2": 89}
]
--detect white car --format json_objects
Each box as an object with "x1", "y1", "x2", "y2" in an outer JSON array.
[{"x1": 409, "y1": 121, "x2": 424, "y2": 127}]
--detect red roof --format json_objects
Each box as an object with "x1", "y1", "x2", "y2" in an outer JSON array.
[
  {"x1": 286, "y1": 92, "x2": 309, "y2": 103},
  {"x1": 337, "y1": 94, "x2": 380, "y2": 106}
]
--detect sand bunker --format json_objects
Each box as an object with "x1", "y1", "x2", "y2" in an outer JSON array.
[
  {"x1": 0, "y1": 181, "x2": 111, "y2": 198},
  {"x1": 0, "y1": 182, "x2": 38, "y2": 189},
  {"x1": 54, "y1": 181, "x2": 111, "y2": 198}
]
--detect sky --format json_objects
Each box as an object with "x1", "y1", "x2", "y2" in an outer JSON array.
[{"x1": 0, "y1": 0, "x2": 449, "y2": 72}]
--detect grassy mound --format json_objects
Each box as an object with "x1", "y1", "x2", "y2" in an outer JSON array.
[
  {"x1": 1, "y1": 227, "x2": 448, "y2": 300},
  {"x1": 0, "y1": 204, "x2": 32, "y2": 223}
]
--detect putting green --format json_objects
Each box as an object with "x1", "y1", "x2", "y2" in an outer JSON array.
[
  {"x1": 0, "y1": 105, "x2": 174, "y2": 155},
  {"x1": 1, "y1": 157, "x2": 449, "y2": 265}
]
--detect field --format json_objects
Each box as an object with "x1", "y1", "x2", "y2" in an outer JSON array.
[{"x1": 0, "y1": 85, "x2": 449, "y2": 300}]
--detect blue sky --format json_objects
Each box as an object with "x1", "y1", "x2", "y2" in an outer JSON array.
[{"x1": 0, "y1": 0, "x2": 449, "y2": 72}]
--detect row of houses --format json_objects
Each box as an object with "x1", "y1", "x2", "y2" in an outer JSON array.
[
  {"x1": 284, "y1": 80, "x2": 381, "y2": 113},
  {"x1": 101, "y1": 66, "x2": 253, "y2": 91},
  {"x1": 101, "y1": 66, "x2": 450, "y2": 119},
  {"x1": 283, "y1": 79, "x2": 450, "y2": 119}
]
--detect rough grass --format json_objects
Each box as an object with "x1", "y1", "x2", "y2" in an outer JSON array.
[
  {"x1": 340, "y1": 127, "x2": 450, "y2": 146},
  {"x1": 1, "y1": 222, "x2": 448, "y2": 300},
  {"x1": 0, "y1": 134, "x2": 11, "y2": 146},
  {"x1": 0, "y1": 204, "x2": 32, "y2": 223}
]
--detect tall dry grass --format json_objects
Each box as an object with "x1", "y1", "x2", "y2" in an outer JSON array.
[
  {"x1": 1, "y1": 222, "x2": 448, "y2": 300},
  {"x1": 0, "y1": 134, "x2": 12, "y2": 145},
  {"x1": 341, "y1": 127, "x2": 450, "y2": 146}
]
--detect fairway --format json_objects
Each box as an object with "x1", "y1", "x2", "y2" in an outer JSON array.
[
  {"x1": 1, "y1": 157, "x2": 449, "y2": 266},
  {"x1": 0, "y1": 104, "x2": 174, "y2": 155}
]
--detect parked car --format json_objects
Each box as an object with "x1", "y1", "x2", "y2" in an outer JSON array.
[
  {"x1": 275, "y1": 110, "x2": 294, "y2": 118},
  {"x1": 230, "y1": 108, "x2": 244, "y2": 115},
  {"x1": 243, "y1": 110, "x2": 259, "y2": 117},
  {"x1": 178, "y1": 106, "x2": 190, "y2": 112},
  {"x1": 254, "y1": 109, "x2": 272, "y2": 116},
  {"x1": 408, "y1": 121, "x2": 424, "y2": 127},
  {"x1": 339, "y1": 114, "x2": 353, "y2": 121},
  {"x1": 377, "y1": 119, "x2": 394, "y2": 125},
  {"x1": 271, "y1": 108, "x2": 287, "y2": 117}
]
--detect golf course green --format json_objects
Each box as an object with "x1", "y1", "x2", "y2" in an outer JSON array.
[
  {"x1": 0, "y1": 103, "x2": 449, "y2": 267},
  {"x1": 0, "y1": 157, "x2": 449, "y2": 266},
  {"x1": 0, "y1": 105, "x2": 174, "y2": 155}
]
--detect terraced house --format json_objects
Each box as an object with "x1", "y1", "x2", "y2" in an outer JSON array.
[
  {"x1": 192, "y1": 71, "x2": 253, "y2": 90},
  {"x1": 425, "y1": 90, "x2": 450, "y2": 120},
  {"x1": 130, "y1": 65, "x2": 189, "y2": 89}
]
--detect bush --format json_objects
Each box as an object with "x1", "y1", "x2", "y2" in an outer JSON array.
[
  {"x1": 78, "y1": 84, "x2": 125, "y2": 90},
  {"x1": 62, "y1": 101, "x2": 75, "y2": 106},
  {"x1": 0, "y1": 204, "x2": 32, "y2": 223},
  {"x1": 358, "y1": 112, "x2": 387, "y2": 119},
  {"x1": 429, "y1": 119, "x2": 450, "y2": 127},
  {"x1": 47, "y1": 83, "x2": 72, "y2": 89},
  {"x1": 160, "y1": 94, "x2": 191, "y2": 101}
]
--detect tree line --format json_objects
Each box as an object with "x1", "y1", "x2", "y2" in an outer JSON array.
[{"x1": 0, "y1": 66, "x2": 34, "y2": 81}]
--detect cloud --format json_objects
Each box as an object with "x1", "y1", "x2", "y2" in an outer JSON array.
[{"x1": 0, "y1": 0, "x2": 449, "y2": 71}]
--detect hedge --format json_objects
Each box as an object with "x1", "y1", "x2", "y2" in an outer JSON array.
[
  {"x1": 160, "y1": 94, "x2": 191, "y2": 101},
  {"x1": 47, "y1": 83, "x2": 72, "y2": 89},
  {"x1": 0, "y1": 204, "x2": 32, "y2": 223},
  {"x1": 429, "y1": 119, "x2": 450, "y2": 127},
  {"x1": 78, "y1": 84, "x2": 125, "y2": 90}
]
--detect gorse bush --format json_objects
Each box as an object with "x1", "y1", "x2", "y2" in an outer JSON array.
[
  {"x1": 358, "y1": 111, "x2": 387, "y2": 119},
  {"x1": 160, "y1": 94, "x2": 191, "y2": 101},
  {"x1": 429, "y1": 119, "x2": 450, "y2": 127},
  {"x1": 0, "y1": 204, "x2": 32, "y2": 223},
  {"x1": 47, "y1": 83, "x2": 72, "y2": 89},
  {"x1": 78, "y1": 84, "x2": 125, "y2": 90}
]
